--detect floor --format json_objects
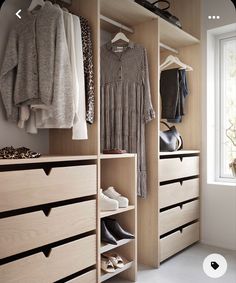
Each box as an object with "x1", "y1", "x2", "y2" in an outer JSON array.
[{"x1": 107, "y1": 244, "x2": 236, "y2": 283}]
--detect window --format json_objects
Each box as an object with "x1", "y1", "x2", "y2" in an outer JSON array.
[{"x1": 216, "y1": 32, "x2": 236, "y2": 181}]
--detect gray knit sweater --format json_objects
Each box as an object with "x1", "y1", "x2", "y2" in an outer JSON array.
[{"x1": 0, "y1": 1, "x2": 73, "y2": 125}]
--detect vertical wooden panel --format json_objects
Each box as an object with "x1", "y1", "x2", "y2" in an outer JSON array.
[{"x1": 130, "y1": 19, "x2": 160, "y2": 267}]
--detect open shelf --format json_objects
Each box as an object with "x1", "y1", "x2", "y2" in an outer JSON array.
[
  {"x1": 100, "y1": 0, "x2": 199, "y2": 49},
  {"x1": 100, "y1": 260, "x2": 134, "y2": 282},
  {"x1": 100, "y1": 239, "x2": 134, "y2": 254},
  {"x1": 99, "y1": 153, "x2": 136, "y2": 159},
  {"x1": 159, "y1": 17, "x2": 199, "y2": 49},
  {"x1": 100, "y1": 205, "x2": 135, "y2": 218}
]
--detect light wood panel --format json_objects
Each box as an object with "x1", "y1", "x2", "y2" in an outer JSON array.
[
  {"x1": 159, "y1": 178, "x2": 200, "y2": 209},
  {"x1": 0, "y1": 155, "x2": 97, "y2": 166},
  {"x1": 159, "y1": 156, "x2": 199, "y2": 182},
  {"x1": 0, "y1": 165, "x2": 96, "y2": 212},
  {"x1": 169, "y1": 0, "x2": 201, "y2": 39},
  {"x1": 160, "y1": 222, "x2": 200, "y2": 261},
  {"x1": 160, "y1": 200, "x2": 199, "y2": 235},
  {"x1": 66, "y1": 270, "x2": 97, "y2": 283},
  {"x1": 49, "y1": 0, "x2": 100, "y2": 155},
  {"x1": 0, "y1": 200, "x2": 96, "y2": 259},
  {"x1": 160, "y1": 150, "x2": 200, "y2": 157},
  {"x1": 100, "y1": 206, "x2": 135, "y2": 218},
  {"x1": 0, "y1": 235, "x2": 96, "y2": 283},
  {"x1": 129, "y1": 19, "x2": 160, "y2": 267}
]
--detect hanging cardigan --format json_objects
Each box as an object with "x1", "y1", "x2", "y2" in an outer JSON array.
[{"x1": 0, "y1": 1, "x2": 73, "y2": 127}]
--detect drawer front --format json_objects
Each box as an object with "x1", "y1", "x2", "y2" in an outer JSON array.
[
  {"x1": 66, "y1": 270, "x2": 96, "y2": 283},
  {"x1": 0, "y1": 200, "x2": 96, "y2": 259},
  {"x1": 0, "y1": 235, "x2": 96, "y2": 283},
  {"x1": 0, "y1": 165, "x2": 96, "y2": 212},
  {"x1": 159, "y1": 178, "x2": 199, "y2": 209},
  {"x1": 160, "y1": 222, "x2": 199, "y2": 262},
  {"x1": 159, "y1": 156, "x2": 199, "y2": 182},
  {"x1": 160, "y1": 200, "x2": 199, "y2": 235}
]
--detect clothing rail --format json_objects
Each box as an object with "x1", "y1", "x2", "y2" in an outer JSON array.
[
  {"x1": 100, "y1": 14, "x2": 134, "y2": 33},
  {"x1": 160, "y1": 42, "x2": 178, "y2": 54}
]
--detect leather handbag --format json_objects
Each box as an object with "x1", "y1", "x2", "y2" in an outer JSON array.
[
  {"x1": 135, "y1": 0, "x2": 182, "y2": 29},
  {"x1": 160, "y1": 121, "x2": 183, "y2": 152}
]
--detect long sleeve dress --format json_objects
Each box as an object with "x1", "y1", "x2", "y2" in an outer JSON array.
[{"x1": 101, "y1": 41, "x2": 155, "y2": 197}]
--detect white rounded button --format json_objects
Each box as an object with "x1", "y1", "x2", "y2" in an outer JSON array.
[{"x1": 203, "y1": 254, "x2": 227, "y2": 278}]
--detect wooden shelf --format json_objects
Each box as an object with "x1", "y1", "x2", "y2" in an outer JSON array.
[
  {"x1": 100, "y1": 205, "x2": 135, "y2": 218},
  {"x1": 100, "y1": 239, "x2": 134, "y2": 254},
  {"x1": 0, "y1": 155, "x2": 98, "y2": 166},
  {"x1": 100, "y1": 0, "x2": 199, "y2": 49},
  {"x1": 159, "y1": 17, "x2": 199, "y2": 49},
  {"x1": 100, "y1": 0, "x2": 155, "y2": 29},
  {"x1": 100, "y1": 260, "x2": 133, "y2": 282},
  {"x1": 100, "y1": 153, "x2": 136, "y2": 159}
]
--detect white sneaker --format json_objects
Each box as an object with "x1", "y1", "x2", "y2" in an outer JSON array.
[
  {"x1": 100, "y1": 189, "x2": 119, "y2": 211},
  {"x1": 103, "y1": 187, "x2": 129, "y2": 208}
]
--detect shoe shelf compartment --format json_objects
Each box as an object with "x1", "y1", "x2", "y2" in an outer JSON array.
[
  {"x1": 100, "y1": 260, "x2": 134, "y2": 282},
  {"x1": 100, "y1": 205, "x2": 135, "y2": 218},
  {"x1": 99, "y1": 157, "x2": 137, "y2": 282},
  {"x1": 100, "y1": 238, "x2": 134, "y2": 254}
]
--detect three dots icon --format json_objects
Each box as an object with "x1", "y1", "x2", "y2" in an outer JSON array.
[{"x1": 208, "y1": 16, "x2": 220, "y2": 19}]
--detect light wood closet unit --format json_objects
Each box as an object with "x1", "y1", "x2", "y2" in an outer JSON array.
[{"x1": 99, "y1": 0, "x2": 202, "y2": 269}]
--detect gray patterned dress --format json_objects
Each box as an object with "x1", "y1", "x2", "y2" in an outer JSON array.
[{"x1": 101, "y1": 42, "x2": 155, "y2": 197}]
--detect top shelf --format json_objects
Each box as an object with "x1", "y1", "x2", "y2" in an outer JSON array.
[{"x1": 100, "y1": 0, "x2": 199, "y2": 49}]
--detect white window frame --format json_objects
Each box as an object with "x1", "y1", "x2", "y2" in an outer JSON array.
[{"x1": 215, "y1": 31, "x2": 236, "y2": 183}]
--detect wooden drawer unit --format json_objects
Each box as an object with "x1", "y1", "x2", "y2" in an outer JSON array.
[
  {"x1": 0, "y1": 200, "x2": 96, "y2": 259},
  {"x1": 0, "y1": 235, "x2": 96, "y2": 283},
  {"x1": 0, "y1": 165, "x2": 96, "y2": 212},
  {"x1": 160, "y1": 222, "x2": 200, "y2": 262},
  {"x1": 159, "y1": 156, "x2": 199, "y2": 182},
  {"x1": 66, "y1": 270, "x2": 96, "y2": 283},
  {"x1": 160, "y1": 200, "x2": 199, "y2": 235},
  {"x1": 159, "y1": 178, "x2": 199, "y2": 209}
]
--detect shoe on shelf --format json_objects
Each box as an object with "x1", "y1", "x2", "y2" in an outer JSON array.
[
  {"x1": 101, "y1": 220, "x2": 117, "y2": 245},
  {"x1": 103, "y1": 187, "x2": 129, "y2": 208},
  {"x1": 102, "y1": 252, "x2": 125, "y2": 269},
  {"x1": 101, "y1": 255, "x2": 115, "y2": 273},
  {"x1": 104, "y1": 218, "x2": 135, "y2": 240},
  {"x1": 100, "y1": 189, "x2": 119, "y2": 211}
]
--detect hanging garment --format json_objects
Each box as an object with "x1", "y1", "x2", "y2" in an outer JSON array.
[
  {"x1": 0, "y1": 1, "x2": 73, "y2": 126},
  {"x1": 160, "y1": 68, "x2": 189, "y2": 123},
  {"x1": 101, "y1": 42, "x2": 155, "y2": 198},
  {"x1": 72, "y1": 14, "x2": 88, "y2": 140},
  {"x1": 80, "y1": 16, "x2": 95, "y2": 124}
]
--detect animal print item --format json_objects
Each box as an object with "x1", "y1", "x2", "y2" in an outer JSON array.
[
  {"x1": 0, "y1": 147, "x2": 41, "y2": 159},
  {"x1": 80, "y1": 17, "x2": 95, "y2": 124}
]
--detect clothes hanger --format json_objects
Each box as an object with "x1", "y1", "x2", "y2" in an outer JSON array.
[
  {"x1": 111, "y1": 28, "x2": 130, "y2": 44},
  {"x1": 160, "y1": 55, "x2": 193, "y2": 71},
  {"x1": 28, "y1": 0, "x2": 45, "y2": 11}
]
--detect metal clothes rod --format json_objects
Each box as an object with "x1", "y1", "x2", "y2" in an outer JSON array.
[
  {"x1": 100, "y1": 14, "x2": 134, "y2": 33},
  {"x1": 160, "y1": 42, "x2": 178, "y2": 54}
]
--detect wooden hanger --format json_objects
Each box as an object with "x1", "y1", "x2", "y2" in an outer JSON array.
[
  {"x1": 28, "y1": 0, "x2": 45, "y2": 11},
  {"x1": 160, "y1": 55, "x2": 193, "y2": 71}
]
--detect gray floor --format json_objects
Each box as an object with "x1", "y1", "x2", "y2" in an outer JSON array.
[{"x1": 107, "y1": 244, "x2": 236, "y2": 283}]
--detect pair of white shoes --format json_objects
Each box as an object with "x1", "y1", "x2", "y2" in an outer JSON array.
[{"x1": 100, "y1": 187, "x2": 129, "y2": 211}]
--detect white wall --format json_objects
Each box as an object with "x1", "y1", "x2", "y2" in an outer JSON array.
[
  {"x1": 201, "y1": 0, "x2": 236, "y2": 250},
  {"x1": 0, "y1": 0, "x2": 49, "y2": 153}
]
